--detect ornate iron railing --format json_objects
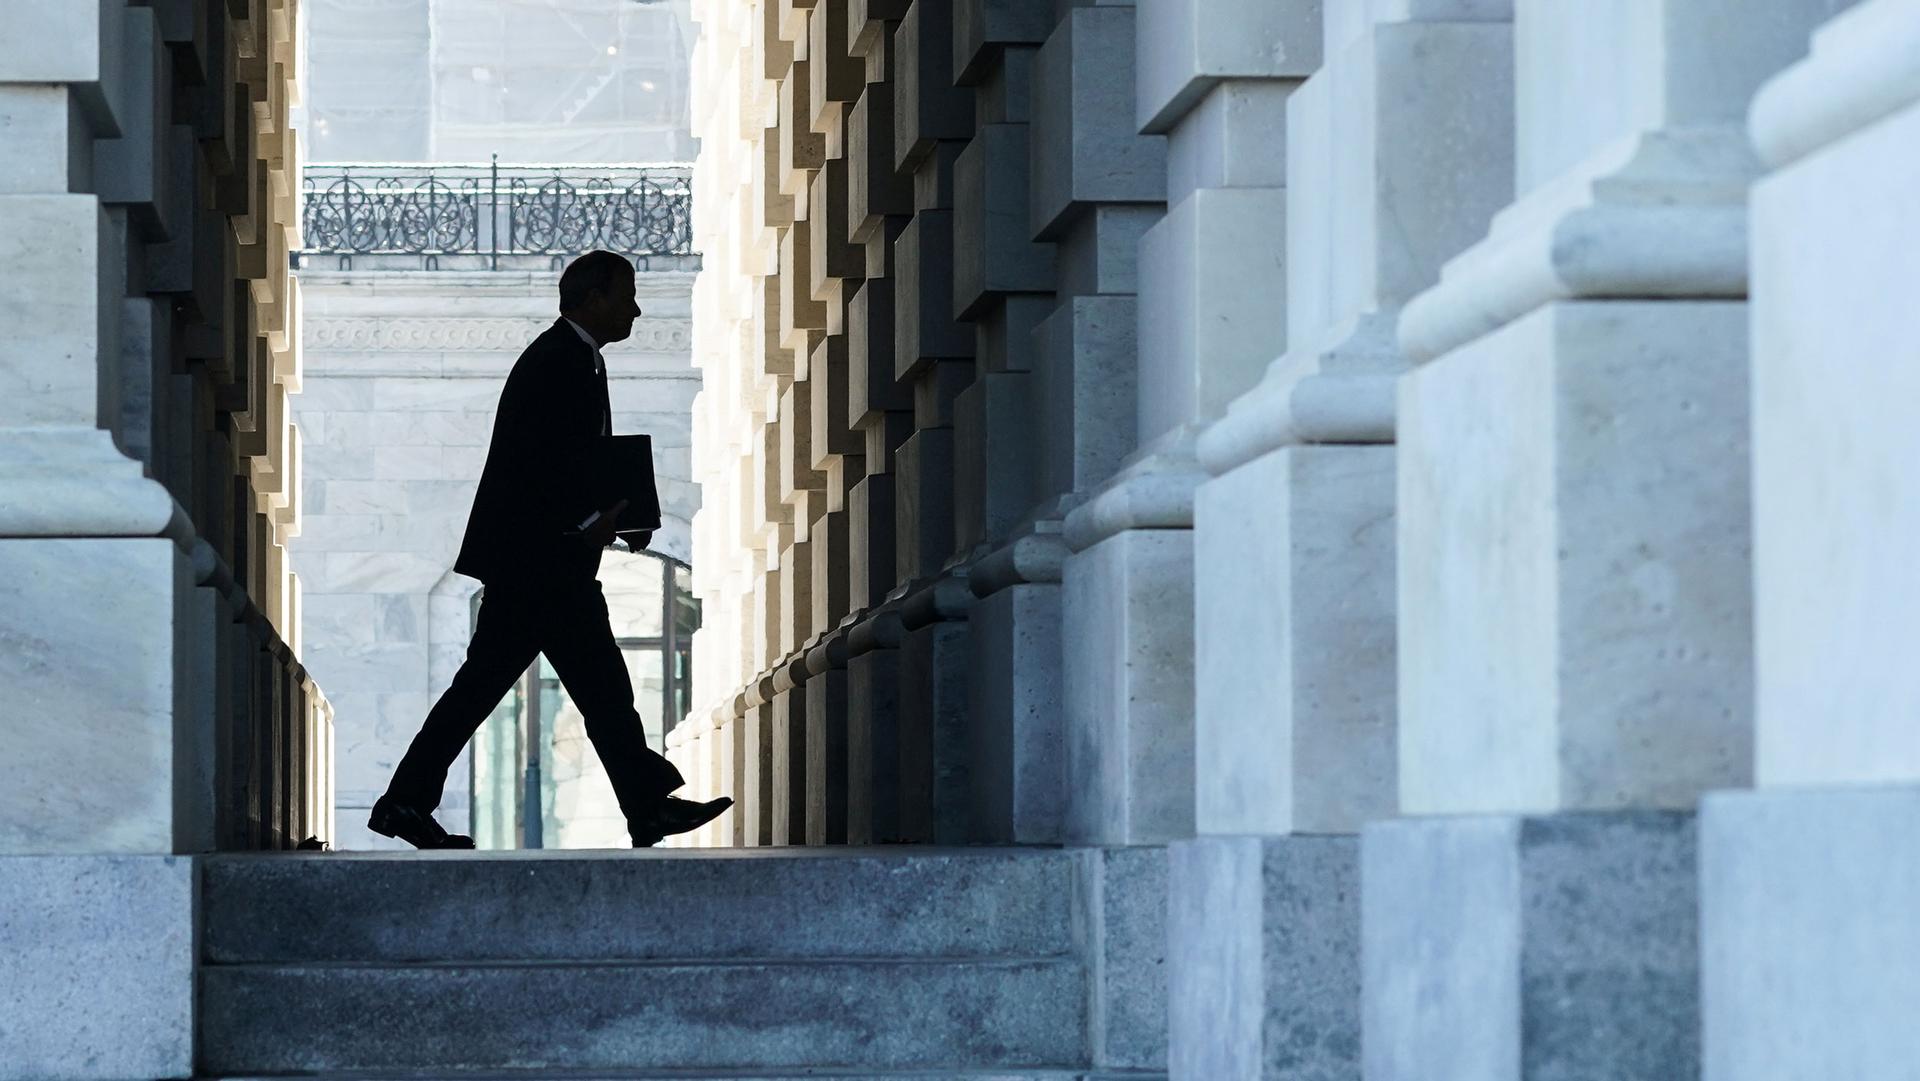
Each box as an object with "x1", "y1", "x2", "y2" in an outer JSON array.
[{"x1": 298, "y1": 159, "x2": 694, "y2": 266}]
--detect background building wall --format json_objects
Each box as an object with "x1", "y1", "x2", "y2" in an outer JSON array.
[{"x1": 305, "y1": 0, "x2": 697, "y2": 163}]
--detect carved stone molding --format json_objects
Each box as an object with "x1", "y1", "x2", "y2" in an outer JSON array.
[{"x1": 306, "y1": 318, "x2": 694, "y2": 354}]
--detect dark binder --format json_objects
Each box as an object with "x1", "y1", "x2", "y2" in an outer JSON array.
[{"x1": 589, "y1": 434, "x2": 662, "y2": 532}]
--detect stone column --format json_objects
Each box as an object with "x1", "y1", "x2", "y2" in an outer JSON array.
[
  {"x1": 1160, "y1": 2, "x2": 1516, "y2": 1077},
  {"x1": 1702, "y1": 5, "x2": 1918, "y2": 1077},
  {"x1": 1, "y1": 0, "x2": 319, "y2": 1073},
  {"x1": 1367, "y1": 1, "x2": 1851, "y2": 1075},
  {"x1": 1029, "y1": 0, "x2": 1183, "y2": 850},
  {"x1": 951, "y1": 0, "x2": 1065, "y2": 847}
]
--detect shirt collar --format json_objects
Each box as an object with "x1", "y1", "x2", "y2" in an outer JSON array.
[{"x1": 562, "y1": 317, "x2": 604, "y2": 374}]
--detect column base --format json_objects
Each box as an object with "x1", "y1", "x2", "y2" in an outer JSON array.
[
  {"x1": 966, "y1": 582, "x2": 1066, "y2": 844},
  {"x1": 0, "y1": 854, "x2": 194, "y2": 1079},
  {"x1": 1169, "y1": 834, "x2": 1360, "y2": 1081},
  {"x1": 1363, "y1": 810, "x2": 1698, "y2": 1080},
  {"x1": 1702, "y1": 784, "x2": 1920, "y2": 1081},
  {"x1": 897, "y1": 620, "x2": 970, "y2": 844},
  {"x1": 1195, "y1": 446, "x2": 1396, "y2": 836},
  {"x1": 1063, "y1": 529, "x2": 1195, "y2": 845}
]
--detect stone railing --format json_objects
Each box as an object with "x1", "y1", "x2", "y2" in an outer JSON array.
[{"x1": 296, "y1": 160, "x2": 698, "y2": 272}]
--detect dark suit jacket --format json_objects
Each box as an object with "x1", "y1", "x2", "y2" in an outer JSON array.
[{"x1": 453, "y1": 319, "x2": 612, "y2": 586}]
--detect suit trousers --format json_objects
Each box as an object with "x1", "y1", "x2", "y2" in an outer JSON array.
[{"x1": 385, "y1": 575, "x2": 685, "y2": 829}]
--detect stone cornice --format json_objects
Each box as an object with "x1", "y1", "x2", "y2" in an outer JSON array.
[
  {"x1": 306, "y1": 317, "x2": 693, "y2": 354},
  {"x1": 1398, "y1": 127, "x2": 1756, "y2": 364},
  {"x1": 1751, "y1": 0, "x2": 1920, "y2": 169}
]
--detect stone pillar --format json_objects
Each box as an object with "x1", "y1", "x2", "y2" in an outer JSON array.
[
  {"x1": 1367, "y1": 1, "x2": 1849, "y2": 1075},
  {"x1": 950, "y1": 0, "x2": 1063, "y2": 846},
  {"x1": 1702, "y1": 5, "x2": 1918, "y2": 1077},
  {"x1": 1159, "y1": 3, "x2": 1515, "y2": 1075},
  {"x1": 0, "y1": 0, "x2": 320, "y2": 1073},
  {"x1": 1029, "y1": 0, "x2": 1186, "y2": 852}
]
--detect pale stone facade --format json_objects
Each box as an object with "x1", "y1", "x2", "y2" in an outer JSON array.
[
  {"x1": 0, "y1": 0, "x2": 330, "y2": 1074},
  {"x1": 684, "y1": 0, "x2": 1920, "y2": 1076},
  {"x1": 289, "y1": 268, "x2": 699, "y2": 848}
]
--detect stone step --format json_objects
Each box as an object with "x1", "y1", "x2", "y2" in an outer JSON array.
[
  {"x1": 202, "y1": 848, "x2": 1079, "y2": 964},
  {"x1": 197, "y1": 958, "x2": 1087, "y2": 1075},
  {"x1": 209, "y1": 1071, "x2": 1161, "y2": 1079}
]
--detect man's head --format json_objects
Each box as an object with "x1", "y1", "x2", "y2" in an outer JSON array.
[{"x1": 558, "y1": 250, "x2": 642, "y2": 345}]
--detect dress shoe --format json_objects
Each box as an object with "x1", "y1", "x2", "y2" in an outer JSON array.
[
  {"x1": 631, "y1": 795, "x2": 734, "y2": 847},
  {"x1": 369, "y1": 795, "x2": 475, "y2": 850}
]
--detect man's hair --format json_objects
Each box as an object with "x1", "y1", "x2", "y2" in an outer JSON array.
[{"x1": 558, "y1": 250, "x2": 635, "y2": 310}]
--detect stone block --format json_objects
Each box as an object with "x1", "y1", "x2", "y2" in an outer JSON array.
[
  {"x1": 1030, "y1": 5, "x2": 1167, "y2": 240},
  {"x1": 954, "y1": 122, "x2": 1055, "y2": 319},
  {"x1": 743, "y1": 701, "x2": 774, "y2": 846},
  {"x1": 1169, "y1": 835, "x2": 1360, "y2": 1081},
  {"x1": 953, "y1": 369, "x2": 1040, "y2": 551},
  {"x1": 0, "y1": 195, "x2": 105, "y2": 427},
  {"x1": 1062, "y1": 530, "x2": 1195, "y2": 845},
  {"x1": 804, "y1": 665, "x2": 849, "y2": 844},
  {"x1": 0, "y1": 0, "x2": 112, "y2": 91},
  {"x1": 893, "y1": 208, "x2": 974, "y2": 380},
  {"x1": 846, "y1": 645, "x2": 901, "y2": 843},
  {"x1": 778, "y1": 61, "x2": 827, "y2": 181},
  {"x1": 0, "y1": 86, "x2": 84, "y2": 194},
  {"x1": 1398, "y1": 301, "x2": 1752, "y2": 816},
  {"x1": 976, "y1": 292, "x2": 1050, "y2": 374},
  {"x1": 770, "y1": 688, "x2": 807, "y2": 846},
  {"x1": 894, "y1": 427, "x2": 956, "y2": 582},
  {"x1": 93, "y1": 10, "x2": 168, "y2": 234},
  {"x1": 954, "y1": 0, "x2": 1054, "y2": 84},
  {"x1": 1137, "y1": 187, "x2": 1286, "y2": 442},
  {"x1": 1054, "y1": 204, "x2": 1158, "y2": 299},
  {"x1": 847, "y1": 279, "x2": 911, "y2": 427},
  {"x1": 893, "y1": 0, "x2": 971, "y2": 171},
  {"x1": 1362, "y1": 811, "x2": 1698, "y2": 1081},
  {"x1": 965, "y1": 583, "x2": 1065, "y2": 844},
  {"x1": 896, "y1": 620, "x2": 971, "y2": 844},
  {"x1": 807, "y1": 334, "x2": 864, "y2": 471},
  {"x1": 809, "y1": 508, "x2": 851, "y2": 637},
  {"x1": 1195, "y1": 446, "x2": 1396, "y2": 836},
  {"x1": 807, "y1": 159, "x2": 863, "y2": 295},
  {"x1": 0, "y1": 854, "x2": 194, "y2": 1079},
  {"x1": 1751, "y1": 95, "x2": 1920, "y2": 787},
  {"x1": 846, "y1": 85, "x2": 912, "y2": 243},
  {"x1": 1136, "y1": 0, "x2": 1322, "y2": 133},
  {"x1": 849, "y1": 473, "x2": 897, "y2": 610},
  {"x1": 807, "y1": 0, "x2": 865, "y2": 127},
  {"x1": 1164, "y1": 81, "x2": 1294, "y2": 203},
  {"x1": 0, "y1": 537, "x2": 191, "y2": 855},
  {"x1": 1512, "y1": 0, "x2": 1831, "y2": 196},
  {"x1": 1080, "y1": 845, "x2": 1170, "y2": 1071},
  {"x1": 1038, "y1": 296, "x2": 1139, "y2": 498},
  {"x1": 1285, "y1": 20, "x2": 1513, "y2": 355},
  {"x1": 1701, "y1": 784, "x2": 1920, "y2": 1081}
]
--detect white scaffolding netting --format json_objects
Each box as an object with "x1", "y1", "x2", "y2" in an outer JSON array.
[{"x1": 306, "y1": 0, "x2": 696, "y2": 164}]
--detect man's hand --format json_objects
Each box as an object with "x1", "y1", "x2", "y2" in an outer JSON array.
[{"x1": 583, "y1": 499, "x2": 629, "y2": 548}]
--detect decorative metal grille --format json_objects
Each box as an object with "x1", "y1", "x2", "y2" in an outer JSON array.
[{"x1": 299, "y1": 159, "x2": 694, "y2": 264}]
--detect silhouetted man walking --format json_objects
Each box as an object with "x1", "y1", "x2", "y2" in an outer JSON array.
[{"x1": 370, "y1": 251, "x2": 732, "y2": 849}]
